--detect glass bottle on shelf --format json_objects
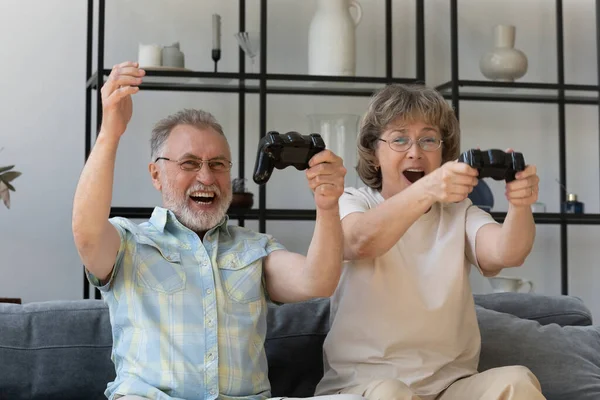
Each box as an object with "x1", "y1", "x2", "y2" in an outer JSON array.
[
  {"x1": 307, "y1": 114, "x2": 361, "y2": 188},
  {"x1": 562, "y1": 193, "x2": 584, "y2": 214}
]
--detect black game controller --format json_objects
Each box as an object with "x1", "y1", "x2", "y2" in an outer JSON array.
[
  {"x1": 458, "y1": 149, "x2": 525, "y2": 182},
  {"x1": 253, "y1": 131, "x2": 326, "y2": 185}
]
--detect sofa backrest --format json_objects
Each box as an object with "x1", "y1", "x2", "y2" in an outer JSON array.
[
  {"x1": 473, "y1": 293, "x2": 593, "y2": 326},
  {"x1": 0, "y1": 298, "x2": 329, "y2": 400},
  {"x1": 0, "y1": 293, "x2": 594, "y2": 399},
  {"x1": 0, "y1": 300, "x2": 114, "y2": 400}
]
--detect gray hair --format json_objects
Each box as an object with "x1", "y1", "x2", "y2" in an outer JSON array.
[
  {"x1": 356, "y1": 84, "x2": 460, "y2": 191},
  {"x1": 150, "y1": 109, "x2": 226, "y2": 160}
]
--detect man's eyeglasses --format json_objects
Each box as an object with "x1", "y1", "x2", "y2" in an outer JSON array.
[
  {"x1": 378, "y1": 136, "x2": 443, "y2": 152},
  {"x1": 154, "y1": 157, "x2": 232, "y2": 172}
]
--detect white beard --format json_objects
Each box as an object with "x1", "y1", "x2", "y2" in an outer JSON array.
[{"x1": 162, "y1": 180, "x2": 232, "y2": 233}]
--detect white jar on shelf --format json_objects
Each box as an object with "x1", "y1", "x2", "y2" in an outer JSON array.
[
  {"x1": 138, "y1": 43, "x2": 162, "y2": 68},
  {"x1": 308, "y1": 0, "x2": 363, "y2": 76},
  {"x1": 479, "y1": 24, "x2": 528, "y2": 82}
]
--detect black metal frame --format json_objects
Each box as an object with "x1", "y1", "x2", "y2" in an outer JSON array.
[
  {"x1": 84, "y1": 0, "x2": 599, "y2": 298},
  {"x1": 445, "y1": 0, "x2": 600, "y2": 296}
]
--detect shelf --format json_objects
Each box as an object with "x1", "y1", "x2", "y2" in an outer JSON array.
[
  {"x1": 87, "y1": 71, "x2": 600, "y2": 101},
  {"x1": 87, "y1": 70, "x2": 421, "y2": 97},
  {"x1": 109, "y1": 207, "x2": 600, "y2": 225},
  {"x1": 84, "y1": 0, "x2": 600, "y2": 299},
  {"x1": 436, "y1": 80, "x2": 599, "y2": 104},
  {"x1": 490, "y1": 212, "x2": 600, "y2": 224}
]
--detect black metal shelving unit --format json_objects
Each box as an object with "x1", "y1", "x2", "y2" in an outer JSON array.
[
  {"x1": 84, "y1": 0, "x2": 600, "y2": 299},
  {"x1": 443, "y1": 0, "x2": 600, "y2": 296}
]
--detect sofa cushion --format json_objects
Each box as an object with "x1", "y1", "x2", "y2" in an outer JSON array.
[
  {"x1": 265, "y1": 296, "x2": 597, "y2": 399},
  {"x1": 0, "y1": 300, "x2": 114, "y2": 400},
  {"x1": 0, "y1": 294, "x2": 595, "y2": 400},
  {"x1": 474, "y1": 292, "x2": 593, "y2": 326},
  {"x1": 266, "y1": 299, "x2": 329, "y2": 398},
  {"x1": 476, "y1": 305, "x2": 600, "y2": 400}
]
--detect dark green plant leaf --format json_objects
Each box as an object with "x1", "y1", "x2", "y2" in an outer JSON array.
[
  {"x1": 2, "y1": 180, "x2": 15, "y2": 191},
  {"x1": 0, "y1": 165, "x2": 14, "y2": 174},
  {"x1": 0, "y1": 171, "x2": 21, "y2": 182}
]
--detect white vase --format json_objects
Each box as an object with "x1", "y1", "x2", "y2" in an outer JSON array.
[
  {"x1": 307, "y1": 114, "x2": 361, "y2": 187},
  {"x1": 479, "y1": 25, "x2": 528, "y2": 82},
  {"x1": 308, "y1": 0, "x2": 363, "y2": 76}
]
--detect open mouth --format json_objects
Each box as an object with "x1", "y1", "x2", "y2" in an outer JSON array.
[
  {"x1": 189, "y1": 191, "x2": 216, "y2": 205},
  {"x1": 403, "y1": 169, "x2": 425, "y2": 183}
]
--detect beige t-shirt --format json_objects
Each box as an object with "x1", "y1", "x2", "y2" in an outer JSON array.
[{"x1": 315, "y1": 186, "x2": 498, "y2": 397}]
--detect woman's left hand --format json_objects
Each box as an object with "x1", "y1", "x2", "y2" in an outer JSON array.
[{"x1": 505, "y1": 149, "x2": 539, "y2": 207}]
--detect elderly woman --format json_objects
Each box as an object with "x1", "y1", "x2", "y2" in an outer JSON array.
[{"x1": 315, "y1": 84, "x2": 545, "y2": 400}]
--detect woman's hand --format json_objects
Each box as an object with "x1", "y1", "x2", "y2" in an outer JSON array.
[
  {"x1": 418, "y1": 161, "x2": 480, "y2": 204},
  {"x1": 503, "y1": 148, "x2": 539, "y2": 207},
  {"x1": 506, "y1": 166, "x2": 539, "y2": 207}
]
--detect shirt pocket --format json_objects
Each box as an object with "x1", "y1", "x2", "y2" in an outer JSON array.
[
  {"x1": 135, "y1": 236, "x2": 186, "y2": 295},
  {"x1": 218, "y1": 247, "x2": 266, "y2": 303}
]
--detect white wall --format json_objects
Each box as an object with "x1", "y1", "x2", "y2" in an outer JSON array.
[{"x1": 1, "y1": 0, "x2": 599, "y2": 321}]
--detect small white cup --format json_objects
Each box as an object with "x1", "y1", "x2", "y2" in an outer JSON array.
[
  {"x1": 138, "y1": 43, "x2": 162, "y2": 67},
  {"x1": 531, "y1": 202, "x2": 546, "y2": 213}
]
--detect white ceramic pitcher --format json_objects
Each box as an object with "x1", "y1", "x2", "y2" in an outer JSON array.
[{"x1": 308, "y1": 0, "x2": 363, "y2": 76}]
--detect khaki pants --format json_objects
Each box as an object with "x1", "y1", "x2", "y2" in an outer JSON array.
[
  {"x1": 340, "y1": 366, "x2": 545, "y2": 400},
  {"x1": 117, "y1": 395, "x2": 366, "y2": 400}
]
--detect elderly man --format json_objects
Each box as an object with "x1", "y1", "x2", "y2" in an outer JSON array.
[{"x1": 72, "y1": 61, "x2": 360, "y2": 400}]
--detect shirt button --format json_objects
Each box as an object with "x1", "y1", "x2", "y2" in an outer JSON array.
[
  {"x1": 206, "y1": 288, "x2": 212, "y2": 294},
  {"x1": 207, "y1": 320, "x2": 213, "y2": 327},
  {"x1": 208, "y1": 353, "x2": 214, "y2": 360}
]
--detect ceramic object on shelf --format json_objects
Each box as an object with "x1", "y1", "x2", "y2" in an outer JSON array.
[
  {"x1": 308, "y1": 0, "x2": 362, "y2": 76},
  {"x1": 531, "y1": 202, "x2": 546, "y2": 213},
  {"x1": 162, "y1": 42, "x2": 185, "y2": 68},
  {"x1": 230, "y1": 192, "x2": 254, "y2": 209},
  {"x1": 479, "y1": 25, "x2": 528, "y2": 82},
  {"x1": 138, "y1": 43, "x2": 162, "y2": 68},
  {"x1": 230, "y1": 178, "x2": 254, "y2": 210}
]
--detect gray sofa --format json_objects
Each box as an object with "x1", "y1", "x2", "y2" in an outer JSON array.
[{"x1": 1, "y1": 293, "x2": 600, "y2": 400}]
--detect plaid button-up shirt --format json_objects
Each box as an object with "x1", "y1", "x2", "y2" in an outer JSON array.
[{"x1": 87, "y1": 207, "x2": 285, "y2": 400}]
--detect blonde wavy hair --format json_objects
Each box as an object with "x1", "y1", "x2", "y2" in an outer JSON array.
[{"x1": 356, "y1": 84, "x2": 460, "y2": 191}]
